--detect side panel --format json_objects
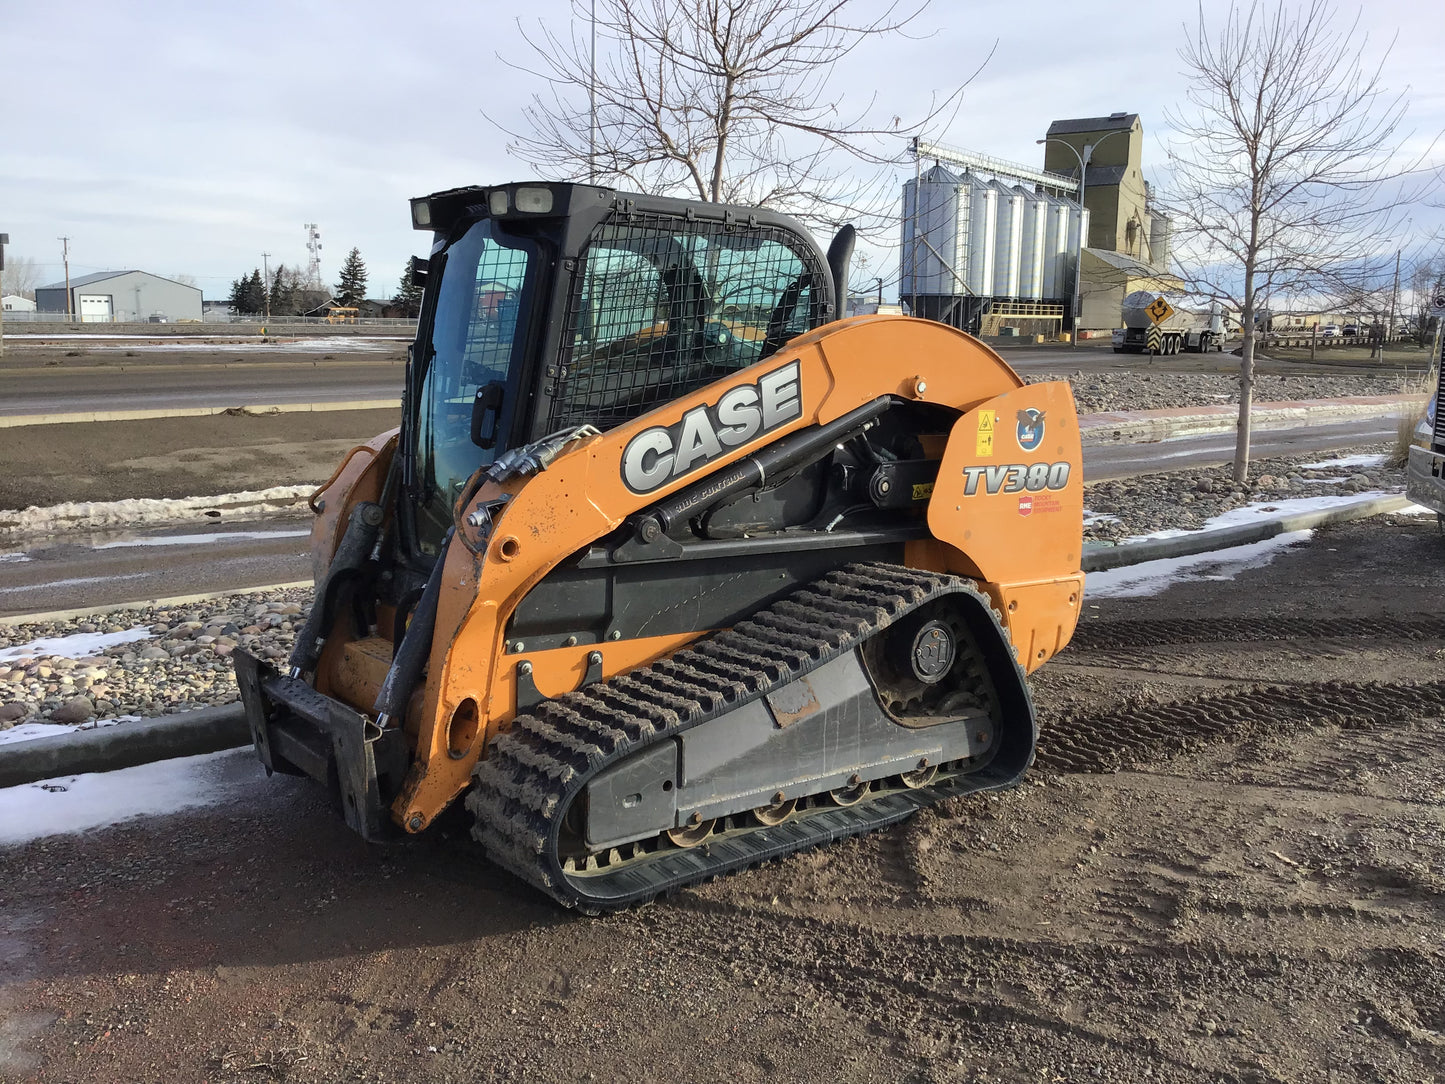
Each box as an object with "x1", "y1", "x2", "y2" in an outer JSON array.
[{"x1": 396, "y1": 316, "x2": 1061, "y2": 828}]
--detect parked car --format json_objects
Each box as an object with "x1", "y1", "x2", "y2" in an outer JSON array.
[
  {"x1": 1342, "y1": 324, "x2": 1359, "y2": 335},
  {"x1": 1320, "y1": 324, "x2": 1341, "y2": 337}
]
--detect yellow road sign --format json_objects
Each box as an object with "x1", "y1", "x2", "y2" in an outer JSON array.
[{"x1": 1145, "y1": 296, "x2": 1175, "y2": 324}]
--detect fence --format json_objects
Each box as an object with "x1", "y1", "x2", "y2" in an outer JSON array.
[{"x1": 1, "y1": 311, "x2": 419, "y2": 330}]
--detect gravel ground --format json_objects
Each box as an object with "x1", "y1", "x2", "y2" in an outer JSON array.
[
  {"x1": 1031, "y1": 369, "x2": 1418, "y2": 413},
  {"x1": 1, "y1": 514, "x2": 1441, "y2": 1084}
]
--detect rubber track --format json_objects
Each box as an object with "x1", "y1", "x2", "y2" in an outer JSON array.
[
  {"x1": 1069, "y1": 616, "x2": 1445, "y2": 652},
  {"x1": 467, "y1": 563, "x2": 1029, "y2": 912},
  {"x1": 1036, "y1": 679, "x2": 1445, "y2": 774}
]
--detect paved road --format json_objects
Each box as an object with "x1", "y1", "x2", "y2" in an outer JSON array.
[
  {"x1": 0, "y1": 522, "x2": 313, "y2": 618},
  {"x1": 0, "y1": 413, "x2": 1396, "y2": 617},
  {"x1": 0, "y1": 358, "x2": 404, "y2": 416},
  {"x1": 1084, "y1": 415, "x2": 1398, "y2": 481}
]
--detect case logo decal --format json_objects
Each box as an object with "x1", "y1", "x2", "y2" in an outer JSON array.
[
  {"x1": 1015, "y1": 408, "x2": 1046, "y2": 452},
  {"x1": 620, "y1": 360, "x2": 802, "y2": 494}
]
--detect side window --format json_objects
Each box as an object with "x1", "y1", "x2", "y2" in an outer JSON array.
[{"x1": 574, "y1": 248, "x2": 667, "y2": 355}]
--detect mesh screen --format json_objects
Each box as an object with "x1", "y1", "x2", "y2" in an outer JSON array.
[
  {"x1": 546, "y1": 211, "x2": 827, "y2": 432},
  {"x1": 1435, "y1": 329, "x2": 1445, "y2": 451}
]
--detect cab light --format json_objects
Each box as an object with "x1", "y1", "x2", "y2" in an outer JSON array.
[
  {"x1": 489, "y1": 190, "x2": 510, "y2": 216},
  {"x1": 410, "y1": 199, "x2": 432, "y2": 229},
  {"x1": 514, "y1": 187, "x2": 554, "y2": 213}
]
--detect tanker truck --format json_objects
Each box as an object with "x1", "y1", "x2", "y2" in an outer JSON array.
[{"x1": 1111, "y1": 290, "x2": 1229, "y2": 355}]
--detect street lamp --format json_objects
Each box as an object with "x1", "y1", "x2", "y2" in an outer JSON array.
[{"x1": 1037, "y1": 130, "x2": 1129, "y2": 346}]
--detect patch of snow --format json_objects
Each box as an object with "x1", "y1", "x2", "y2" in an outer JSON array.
[
  {"x1": 0, "y1": 486, "x2": 313, "y2": 539},
  {"x1": 0, "y1": 722, "x2": 74, "y2": 746},
  {"x1": 1086, "y1": 531, "x2": 1313, "y2": 598},
  {"x1": 0, "y1": 552, "x2": 31, "y2": 564},
  {"x1": 0, "y1": 715, "x2": 143, "y2": 747},
  {"x1": 0, "y1": 749, "x2": 266, "y2": 846},
  {"x1": 94, "y1": 528, "x2": 311, "y2": 550},
  {"x1": 1298, "y1": 453, "x2": 1388, "y2": 470},
  {"x1": 0, "y1": 572, "x2": 151, "y2": 597},
  {"x1": 1393, "y1": 502, "x2": 1439, "y2": 516},
  {"x1": 1083, "y1": 510, "x2": 1121, "y2": 527},
  {"x1": 0, "y1": 626, "x2": 152, "y2": 662},
  {"x1": 1126, "y1": 492, "x2": 1396, "y2": 543}
]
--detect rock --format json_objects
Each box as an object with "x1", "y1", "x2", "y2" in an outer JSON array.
[
  {"x1": 50, "y1": 695, "x2": 96, "y2": 724},
  {"x1": 1194, "y1": 478, "x2": 1213, "y2": 493},
  {"x1": 138, "y1": 646, "x2": 170, "y2": 661},
  {"x1": 0, "y1": 702, "x2": 29, "y2": 723}
]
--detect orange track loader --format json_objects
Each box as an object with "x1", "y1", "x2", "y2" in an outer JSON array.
[{"x1": 235, "y1": 182, "x2": 1084, "y2": 911}]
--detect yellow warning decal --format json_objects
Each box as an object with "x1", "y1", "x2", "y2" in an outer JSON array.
[
  {"x1": 976, "y1": 410, "x2": 996, "y2": 457},
  {"x1": 912, "y1": 481, "x2": 935, "y2": 500}
]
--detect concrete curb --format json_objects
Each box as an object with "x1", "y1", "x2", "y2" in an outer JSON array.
[
  {"x1": 0, "y1": 399, "x2": 400, "y2": 428},
  {"x1": 1082, "y1": 493, "x2": 1411, "y2": 572},
  {"x1": 1080, "y1": 394, "x2": 1420, "y2": 446},
  {"x1": 0, "y1": 705, "x2": 249, "y2": 790}
]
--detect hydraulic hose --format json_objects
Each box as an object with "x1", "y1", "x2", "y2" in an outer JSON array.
[{"x1": 372, "y1": 527, "x2": 453, "y2": 727}]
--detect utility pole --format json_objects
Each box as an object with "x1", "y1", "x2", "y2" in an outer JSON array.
[
  {"x1": 588, "y1": 0, "x2": 597, "y2": 183},
  {"x1": 59, "y1": 236, "x2": 72, "y2": 319},
  {"x1": 0, "y1": 233, "x2": 8, "y2": 359},
  {"x1": 262, "y1": 252, "x2": 272, "y2": 323}
]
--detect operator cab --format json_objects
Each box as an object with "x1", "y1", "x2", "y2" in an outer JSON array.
[{"x1": 403, "y1": 182, "x2": 839, "y2": 556}]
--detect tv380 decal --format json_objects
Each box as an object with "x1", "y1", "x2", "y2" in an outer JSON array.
[{"x1": 961, "y1": 461, "x2": 1071, "y2": 496}]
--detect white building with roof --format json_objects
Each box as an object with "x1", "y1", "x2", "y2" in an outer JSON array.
[{"x1": 34, "y1": 271, "x2": 201, "y2": 322}]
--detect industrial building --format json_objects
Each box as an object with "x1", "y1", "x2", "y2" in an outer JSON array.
[
  {"x1": 34, "y1": 270, "x2": 202, "y2": 323},
  {"x1": 900, "y1": 113, "x2": 1179, "y2": 336}
]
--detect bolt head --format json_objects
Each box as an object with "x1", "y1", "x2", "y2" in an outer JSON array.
[{"x1": 407, "y1": 814, "x2": 424, "y2": 832}]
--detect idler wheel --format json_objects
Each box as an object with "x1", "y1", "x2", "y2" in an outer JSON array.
[
  {"x1": 753, "y1": 794, "x2": 798, "y2": 826},
  {"x1": 829, "y1": 776, "x2": 870, "y2": 806},
  {"x1": 666, "y1": 818, "x2": 715, "y2": 848}
]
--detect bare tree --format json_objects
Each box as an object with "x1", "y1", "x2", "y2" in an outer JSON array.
[
  {"x1": 1161, "y1": 0, "x2": 1415, "y2": 482},
  {"x1": 1, "y1": 254, "x2": 43, "y2": 300},
  {"x1": 495, "y1": 0, "x2": 983, "y2": 231}
]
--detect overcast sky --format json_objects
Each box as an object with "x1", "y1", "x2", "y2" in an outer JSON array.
[{"x1": 4, "y1": 0, "x2": 1440, "y2": 301}]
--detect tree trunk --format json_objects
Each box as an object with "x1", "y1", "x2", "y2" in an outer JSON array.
[{"x1": 1233, "y1": 272, "x2": 1255, "y2": 484}]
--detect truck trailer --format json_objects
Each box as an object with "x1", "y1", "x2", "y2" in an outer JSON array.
[{"x1": 1112, "y1": 290, "x2": 1228, "y2": 355}]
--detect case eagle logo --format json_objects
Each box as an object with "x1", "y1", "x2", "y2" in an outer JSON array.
[
  {"x1": 620, "y1": 360, "x2": 803, "y2": 494},
  {"x1": 1015, "y1": 408, "x2": 1046, "y2": 452}
]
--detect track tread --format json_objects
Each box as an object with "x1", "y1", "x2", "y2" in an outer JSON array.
[{"x1": 467, "y1": 562, "x2": 1029, "y2": 911}]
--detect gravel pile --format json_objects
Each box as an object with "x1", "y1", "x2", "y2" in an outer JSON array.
[
  {"x1": 0, "y1": 589, "x2": 308, "y2": 730},
  {"x1": 1031, "y1": 370, "x2": 1412, "y2": 413}
]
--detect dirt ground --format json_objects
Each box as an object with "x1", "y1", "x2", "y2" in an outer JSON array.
[
  {"x1": 1, "y1": 513, "x2": 1442, "y2": 1083},
  {"x1": 0, "y1": 410, "x2": 398, "y2": 510}
]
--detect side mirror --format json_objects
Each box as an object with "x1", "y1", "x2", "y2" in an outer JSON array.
[
  {"x1": 471, "y1": 381, "x2": 505, "y2": 449},
  {"x1": 408, "y1": 255, "x2": 429, "y2": 289}
]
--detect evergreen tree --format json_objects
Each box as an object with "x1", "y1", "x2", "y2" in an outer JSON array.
[
  {"x1": 396, "y1": 262, "x2": 423, "y2": 317},
  {"x1": 228, "y1": 268, "x2": 266, "y2": 315},
  {"x1": 336, "y1": 248, "x2": 368, "y2": 305}
]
